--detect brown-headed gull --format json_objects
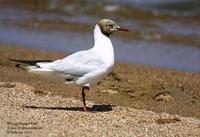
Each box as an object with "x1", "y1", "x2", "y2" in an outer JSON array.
[{"x1": 13, "y1": 19, "x2": 129, "y2": 111}]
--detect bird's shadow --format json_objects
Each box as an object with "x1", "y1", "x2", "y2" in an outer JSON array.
[{"x1": 23, "y1": 104, "x2": 115, "y2": 113}]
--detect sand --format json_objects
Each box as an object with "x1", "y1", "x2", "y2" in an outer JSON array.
[
  {"x1": 0, "y1": 82, "x2": 200, "y2": 137},
  {"x1": 0, "y1": 44, "x2": 200, "y2": 136}
]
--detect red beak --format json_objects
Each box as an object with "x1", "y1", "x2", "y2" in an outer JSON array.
[{"x1": 118, "y1": 27, "x2": 129, "y2": 32}]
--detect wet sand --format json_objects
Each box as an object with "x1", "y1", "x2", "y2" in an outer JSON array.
[{"x1": 0, "y1": 44, "x2": 200, "y2": 136}]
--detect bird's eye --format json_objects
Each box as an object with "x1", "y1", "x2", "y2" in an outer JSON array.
[{"x1": 109, "y1": 24, "x2": 113, "y2": 27}]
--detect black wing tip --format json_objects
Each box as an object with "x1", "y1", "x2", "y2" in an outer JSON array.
[{"x1": 10, "y1": 58, "x2": 53, "y2": 65}]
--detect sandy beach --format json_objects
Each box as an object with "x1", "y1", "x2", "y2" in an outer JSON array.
[{"x1": 0, "y1": 44, "x2": 200, "y2": 136}]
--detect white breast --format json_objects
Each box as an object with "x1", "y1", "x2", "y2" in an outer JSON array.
[{"x1": 75, "y1": 25, "x2": 115, "y2": 86}]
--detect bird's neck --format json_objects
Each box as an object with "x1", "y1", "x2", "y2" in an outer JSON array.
[
  {"x1": 92, "y1": 24, "x2": 114, "y2": 65},
  {"x1": 93, "y1": 25, "x2": 113, "y2": 51}
]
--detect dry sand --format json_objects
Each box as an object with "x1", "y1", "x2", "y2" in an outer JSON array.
[
  {"x1": 0, "y1": 82, "x2": 200, "y2": 137},
  {"x1": 0, "y1": 44, "x2": 200, "y2": 136}
]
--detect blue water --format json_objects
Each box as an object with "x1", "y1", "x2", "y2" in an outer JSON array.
[{"x1": 0, "y1": 25, "x2": 200, "y2": 72}]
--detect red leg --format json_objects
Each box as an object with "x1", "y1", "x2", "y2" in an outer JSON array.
[{"x1": 82, "y1": 87, "x2": 89, "y2": 112}]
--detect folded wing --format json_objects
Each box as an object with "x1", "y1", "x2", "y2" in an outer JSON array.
[{"x1": 32, "y1": 50, "x2": 105, "y2": 77}]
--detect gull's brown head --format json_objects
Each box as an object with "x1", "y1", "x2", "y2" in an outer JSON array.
[{"x1": 97, "y1": 19, "x2": 129, "y2": 37}]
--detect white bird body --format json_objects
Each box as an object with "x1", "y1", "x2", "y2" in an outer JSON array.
[
  {"x1": 29, "y1": 25, "x2": 114, "y2": 87},
  {"x1": 14, "y1": 19, "x2": 128, "y2": 111}
]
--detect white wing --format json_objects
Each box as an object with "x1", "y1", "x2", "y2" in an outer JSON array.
[{"x1": 35, "y1": 50, "x2": 105, "y2": 76}]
